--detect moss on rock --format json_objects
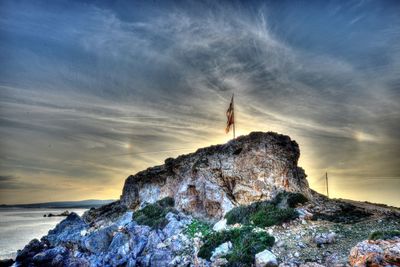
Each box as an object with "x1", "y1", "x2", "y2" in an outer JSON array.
[
  {"x1": 369, "y1": 230, "x2": 400, "y2": 240},
  {"x1": 132, "y1": 197, "x2": 177, "y2": 229},
  {"x1": 224, "y1": 192, "x2": 303, "y2": 227}
]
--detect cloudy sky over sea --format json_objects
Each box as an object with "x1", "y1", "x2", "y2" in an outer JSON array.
[{"x1": 0, "y1": 0, "x2": 399, "y2": 206}]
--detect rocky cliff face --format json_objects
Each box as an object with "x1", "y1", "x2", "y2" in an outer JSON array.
[{"x1": 121, "y1": 132, "x2": 310, "y2": 220}]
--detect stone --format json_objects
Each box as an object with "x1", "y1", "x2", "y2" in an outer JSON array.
[
  {"x1": 121, "y1": 132, "x2": 311, "y2": 220},
  {"x1": 0, "y1": 259, "x2": 14, "y2": 267},
  {"x1": 211, "y1": 241, "x2": 232, "y2": 262},
  {"x1": 82, "y1": 225, "x2": 117, "y2": 253},
  {"x1": 213, "y1": 218, "x2": 227, "y2": 232},
  {"x1": 150, "y1": 249, "x2": 173, "y2": 266},
  {"x1": 313, "y1": 232, "x2": 336, "y2": 245},
  {"x1": 349, "y1": 238, "x2": 400, "y2": 266},
  {"x1": 15, "y1": 239, "x2": 45, "y2": 266},
  {"x1": 44, "y1": 212, "x2": 88, "y2": 247},
  {"x1": 32, "y1": 246, "x2": 68, "y2": 264},
  {"x1": 255, "y1": 249, "x2": 278, "y2": 267}
]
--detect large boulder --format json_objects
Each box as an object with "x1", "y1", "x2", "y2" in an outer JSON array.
[
  {"x1": 15, "y1": 239, "x2": 46, "y2": 266},
  {"x1": 255, "y1": 249, "x2": 278, "y2": 267},
  {"x1": 121, "y1": 132, "x2": 310, "y2": 220},
  {"x1": 43, "y1": 212, "x2": 88, "y2": 247},
  {"x1": 349, "y1": 238, "x2": 400, "y2": 266}
]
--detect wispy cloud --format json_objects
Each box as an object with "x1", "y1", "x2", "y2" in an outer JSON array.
[{"x1": 0, "y1": 0, "x2": 399, "y2": 205}]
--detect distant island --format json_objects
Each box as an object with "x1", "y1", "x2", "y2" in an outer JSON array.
[{"x1": 0, "y1": 199, "x2": 116, "y2": 209}]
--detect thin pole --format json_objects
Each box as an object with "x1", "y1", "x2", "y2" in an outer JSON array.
[
  {"x1": 232, "y1": 94, "x2": 235, "y2": 139},
  {"x1": 325, "y1": 172, "x2": 329, "y2": 198}
]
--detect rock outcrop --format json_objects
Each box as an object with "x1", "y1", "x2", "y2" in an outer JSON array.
[{"x1": 121, "y1": 132, "x2": 310, "y2": 220}]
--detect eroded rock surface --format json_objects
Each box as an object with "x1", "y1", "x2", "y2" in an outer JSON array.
[{"x1": 121, "y1": 132, "x2": 310, "y2": 220}]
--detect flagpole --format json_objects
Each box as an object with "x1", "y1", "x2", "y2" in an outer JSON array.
[{"x1": 232, "y1": 94, "x2": 235, "y2": 139}]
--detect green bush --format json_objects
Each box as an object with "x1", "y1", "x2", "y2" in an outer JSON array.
[
  {"x1": 198, "y1": 226, "x2": 274, "y2": 266},
  {"x1": 224, "y1": 193, "x2": 300, "y2": 227},
  {"x1": 250, "y1": 206, "x2": 298, "y2": 228},
  {"x1": 132, "y1": 197, "x2": 177, "y2": 229},
  {"x1": 369, "y1": 230, "x2": 400, "y2": 240},
  {"x1": 184, "y1": 219, "x2": 213, "y2": 238}
]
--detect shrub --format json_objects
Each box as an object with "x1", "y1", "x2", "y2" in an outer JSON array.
[
  {"x1": 132, "y1": 197, "x2": 177, "y2": 229},
  {"x1": 198, "y1": 226, "x2": 274, "y2": 266},
  {"x1": 184, "y1": 219, "x2": 213, "y2": 238},
  {"x1": 250, "y1": 206, "x2": 298, "y2": 228},
  {"x1": 224, "y1": 193, "x2": 300, "y2": 227},
  {"x1": 369, "y1": 230, "x2": 400, "y2": 240}
]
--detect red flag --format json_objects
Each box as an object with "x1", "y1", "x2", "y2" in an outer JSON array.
[{"x1": 225, "y1": 95, "x2": 234, "y2": 134}]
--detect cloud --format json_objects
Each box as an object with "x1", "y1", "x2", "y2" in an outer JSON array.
[{"x1": 0, "y1": 0, "x2": 399, "y2": 205}]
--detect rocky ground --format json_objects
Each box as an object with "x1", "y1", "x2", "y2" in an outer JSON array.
[{"x1": 4, "y1": 194, "x2": 399, "y2": 267}]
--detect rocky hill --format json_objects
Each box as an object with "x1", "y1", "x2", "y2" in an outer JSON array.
[
  {"x1": 5, "y1": 132, "x2": 400, "y2": 267},
  {"x1": 121, "y1": 132, "x2": 310, "y2": 220}
]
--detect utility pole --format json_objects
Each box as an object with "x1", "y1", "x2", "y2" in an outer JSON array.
[
  {"x1": 232, "y1": 94, "x2": 235, "y2": 139},
  {"x1": 325, "y1": 172, "x2": 329, "y2": 198}
]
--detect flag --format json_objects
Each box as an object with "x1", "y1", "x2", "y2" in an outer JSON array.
[{"x1": 225, "y1": 94, "x2": 234, "y2": 134}]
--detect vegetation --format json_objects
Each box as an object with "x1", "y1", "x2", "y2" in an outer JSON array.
[
  {"x1": 198, "y1": 226, "x2": 274, "y2": 266},
  {"x1": 249, "y1": 206, "x2": 298, "y2": 228},
  {"x1": 184, "y1": 219, "x2": 213, "y2": 238},
  {"x1": 369, "y1": 230, "x2": 400, "y2": 240},
  {"x1": 224, "y1": 192, "x2": 305, "y2": 227},
  {"x1": 312, "y1": 203, "x2": 371, "y2": 224},
  {"x1": 132, "y1": 197, "x2": 177, "y2": 229}
]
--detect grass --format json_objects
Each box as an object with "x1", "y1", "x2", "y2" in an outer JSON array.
[
  {"x1": 249, "y1": 206, "x2": 298, "y2": 228},
  {"x1": 198, "y1": 226, "x2": 274, "y2": 266},
  {"x1": 184, "y1": 219, "x2": 213, "y2": 238},
  {"x1": 224, "y1": 192, "x2": 305, "y2": 227},
  {"x1": 369, "y1": 230, "x2": 400, "y2": 240},
  {"x1": 132, "y1": 197, "x2": 177, "y2": 229}
]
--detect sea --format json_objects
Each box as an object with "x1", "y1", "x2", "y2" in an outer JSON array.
[{"x1": 0, "y1": 208, "x2": 87, "y2": 260}]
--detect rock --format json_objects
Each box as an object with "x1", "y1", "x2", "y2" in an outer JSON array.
[
  {"x1": 146, "y1": 230, "x2": 165, "y2": 250},
  {"x1": 115, "y1": 211, "x2": 134, "y2": 227},
  {"x1": 313, "y1": 232, "x2": 336, "y2": 245},
  {"x1": 299, "y1": 263, "x2": 325, "y2": 267},
  {"x1": 255, "y1": 249, "x2": 278, "y2": 267},
  {"x1": 32, "y1": 246, "x2": 68, "y2": 264},
  {"x1": 0, "y1": 258, "x2": 14, "y2": 267},
  {"x1": 121, "y1": 132, "x2": 310, "y2": 220},
  {"x1": 150, "y1": 249, "x2": 173, "y2": 266},
  {"x1": 82, "y1": 225, "x2": 117, "y2": 253},
  {"x1": 211, "y1": 241, "x2": 232, "y2": 262},
  {"x1": 82, "y1": 200, "x2": 127, "y2": 226},
  {"x1": 163, "y1": 213, "x2": 188, "y2": 237},
  {"x1": 15, "y1": 239, "x2": 45, "y2": 265},
  {"x1": 349, "y1": 238, "x2": 400, "y2": 266},
  {"x1": 44, "y1": 212, "x2": 87, "y2": 247},
  {"x1": 107, "y1": 232, "x2": 130, "y2": 262},
  {"x1": 213, "y1": 218, "x2": 227, "y2": 232},
  {"x1": 212, "y1": 258, "x2": 229, "y2": 266}
]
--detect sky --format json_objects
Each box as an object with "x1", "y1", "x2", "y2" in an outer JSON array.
[{"x1": 0, "y1": 0, "x2": 399, "y2": 206}]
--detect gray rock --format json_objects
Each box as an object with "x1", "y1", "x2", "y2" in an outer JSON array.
[
  {"x1": 146, "y1": 230, "x2": 165, "y2": 250},
  {"x1": 15, "y1": 239, "x2": 46, "y2": 265},
  {"x1": 210, "y1": 241, "x2": 232, "y2": 262},
  {"x1": 32, "y1": 246, "x2": 68, "y2": 264},
  {"x1": 82, "y1": 225, "x2": 117, "y2": 253},
  {"x1": 44, "y1": 212, "x2": 88, "y2": 247},
  {"x1": 313, "y1": 232, "x2": 336, "y2": 245},
  {"x1": 150, "y1": 249, "x2": 173, "y2": 267},
  {"x1": 255, "y1": 249, "x2": 278, "y2": 267}
]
